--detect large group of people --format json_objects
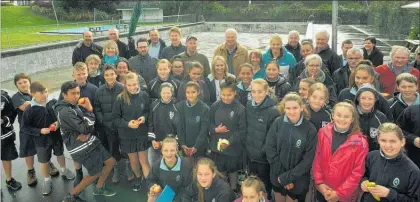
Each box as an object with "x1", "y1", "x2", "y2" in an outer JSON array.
[{"x1": 2, "y1": 25, "x2": 420, "y2": 202}]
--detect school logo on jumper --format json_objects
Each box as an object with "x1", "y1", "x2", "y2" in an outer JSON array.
[
  {"x1": 229, "y1": 111, "x2": 234, "y2": 119},
  {"x1": 196, "y1": 116, "x2": 200, "y2": 123},
  {"x1": 169, "y1": 111, "x2": 174, "y2": 120},
  {"x1": 296, "y1": 139, "x2": 302, "y2": 148},
  {"x1": 321, "y1": 121, "x2": 330, "y2": 128},
  {"x1": 0, "y1": 102, "x2": 4, "y2": 110},
  {"x1": 370, "y1": 127, "x2": 379, "y2": 138},
  {"x1": 140, "y1": 103, "x2": 144, "y2": 110},
  {"x1": 392, "y1": 178, "x2": 400, "y2": 187},
  {"x1": 211, "y1": 199, "x2": 216, "y2": 202},
  {"x1": 258, "y1": 118, "x2": 264, "y2": 123},
  {"x1": 247, "y1": 93, "x2": 252, "y2": 101},
  {"x1": 176, "y1": 175, "x2": 180, "y2": 182}
]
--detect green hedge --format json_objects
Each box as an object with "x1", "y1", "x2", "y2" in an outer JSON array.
[{"x1": 30, "y1": 5, "x2": 117, "y2": 22}]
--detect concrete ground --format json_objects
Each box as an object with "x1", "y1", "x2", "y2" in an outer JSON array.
[{"x1": 0, "y1": 24, "x2": 395, "y2": 202}]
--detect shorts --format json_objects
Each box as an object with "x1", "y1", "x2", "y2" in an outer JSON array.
[
  {"x1": 272, "y1": 185, "x2": 306, "y2": 201},
  {"x1": 35, "y1": 136, "x2": 64, "y2": 163},
  {"x1": 19, "y1": 131, "x2": 37, "y2": 158},
  {"x1": 1, "y1": 143, "x2": 18, "y2": 161},
  {"x1": 74, "y1": 145, "x2": 112, "y2": 176},
  {"x1": 211, "y1": 152, "x2": 241, "y2": 173},
  {"x1": 120, "y1": 138, "x2": 150, "y2": 154}
]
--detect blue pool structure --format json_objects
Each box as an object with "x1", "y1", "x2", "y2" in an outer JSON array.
[{"x1": 40, "y1": 24, "x2": 127, "y2": 34}]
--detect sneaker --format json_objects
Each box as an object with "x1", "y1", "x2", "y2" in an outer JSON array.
[
  {"x1": 5, "y1": 178, "x2": 22, "y2": 191},
  {"x1": 132, "y1": 177, "x2": 141, "y2": 192},
  {"x1": 42, "y1": 180, "x2": 52, "y2": 195},
  {"x1": 62, "y1": 193, "x2": 86, "y2": 202},
  {"x1": 61, "y1": 168, "x2": 75, "y2": 180},
  {"x1": 93, "y1": 184, "x2": 116, "y2": 196},
  {"x1": 73, "y1": 170, "x2": 83, "y2": 188},
  {"x1": 27, "y1": 170, "x2": 38, "y2": 186},
  {"x1": 49, "y1": 162, "x2": 59, "y2": 177}
]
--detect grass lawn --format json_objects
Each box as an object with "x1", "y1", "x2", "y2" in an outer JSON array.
[{"x1": 1, "y1": 6, "x2": 173, "y2": 50}]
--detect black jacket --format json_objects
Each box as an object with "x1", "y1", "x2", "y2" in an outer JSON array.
[
  {"x1": 176, "y1": 100, "x2": 209, "y2": 151},
  {"x1": 128, "y1": 53, "x2": 158, "y2": 84},
  {"x1": 235, "y1": 81, "x2": 252, "y2": 107},
  {"x1": 209, "y1": 100, "x2": 246, "y2": 157},
  {"x1": 181, "y1": 177, "x2": 236, "y2": 202},
  {"x1": 116, "y1": 40, "x2": 130, "y2": 60},
  {"x1": 264, "y1": 116, "x2": 317, "y2": 194},
  {"x1": 72, "y1": 41, "x2": 103, "y2": 65},
  {"x1": 363, "y1": 46, "x2": 384, "y2": 67},
  {"x1": 397, "y1": 104, "x2": 420, "y2": 168},
  {"x1": 54, "y1": 100, "x2": 100, "y2": 160},
  {"x1": 355, "y1": 87, "x2": 388, "y2": 151},
  {"x1": 338, "y1": 87, "x2": 394, "y2": 121},
  {"x1": 317, "y1": 45, "x2": 341, "y2": 76},
  {"x1": 294, "y1": 69, "x2": 338, "y2": 106},
  {"x1": 147, "y1": 76, "x2": 181, "y2": 101},
  {"x1": 148, "y1": 98, "x2": 179, "y2": 141},
  {"x1": 21, "y1": 99, "x2": 61, "y2": 147},
  {"x1": 410, "y1": 60, "x2": 420, "y2": 72},
  {"x1": 307, "y1": 104, "x2": 332, "y2": 131},
  {"x1": 361, "y1": 150, "x2": 420, "y2": 202},
  {"x1": 332, "y1": 64, "x2": 384, "y2": 93},
  {"x1": 285, "y1": 43, "x2": 302, "y2": 62},
  {"x1": 94, "y1": 82, "x2": 124, "y2": 129},
  {"x1": 160, "y1": 44, "x2": 186, "y2": 60},
  {"x1": 147, "y1": 38, "x2": 167, "y2": 58},
  {"x1": 111, "y1": 91, "x2": 150, "y2": 140},
  {"x1": 147, "y1": 156, "x2": 192, "y2": 202},
  {"x1": 266, "y1": 74, "x2": 292, "y2": 103},
  {"x1": 388, "y1": 93, "x2": 420, "y2": 122},
  {"x1": 87, "y1": 72, "x2": 105, "y2": 88},
  {"x1": 1, "y1": 90, "x2": 17, "y2": 146},
  {"x1": 245, "y1": 96, "x2": 280, "y2": 163},
  {"x1": 11, "y1": 91, "x2": 31, "y2": 125}
]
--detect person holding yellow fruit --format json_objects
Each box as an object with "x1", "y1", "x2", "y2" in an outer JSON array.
[
  {"x1": 360, "y1": 123, "x2": 420, "y2": 202},
  {"x1": 146, "y1": 136, "x2": 192, "y2": 202}
]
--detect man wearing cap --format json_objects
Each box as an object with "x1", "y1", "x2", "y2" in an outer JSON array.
[{"x1": 178, "y1": 35, "x2": 210, "y2": 77}]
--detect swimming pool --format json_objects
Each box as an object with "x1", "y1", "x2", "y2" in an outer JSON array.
[{"x1": 40, "y1": 24, "x2": 123, "y2": 34}]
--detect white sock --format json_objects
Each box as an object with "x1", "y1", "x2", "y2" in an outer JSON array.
[
  {"x1": 59, "y1": 167, "x2": 65, "y2": 173},
  {"x1": 44, "y1": 177, "x2": 51, "y2": 181}
]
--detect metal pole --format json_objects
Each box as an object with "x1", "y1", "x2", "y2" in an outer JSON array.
[
  {"x1": 51, "y1": 0, "x2": 59, "y2": 30},
  {"x1": 332, "y1": 1, "x2": 338, "y2": 52},
  {"x1": 94, "y1": 8, "x2": 96, "y2": 25}
]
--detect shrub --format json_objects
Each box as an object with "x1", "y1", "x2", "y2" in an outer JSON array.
[{"x1": 1, "y1": 2, "x2": 14, "y2": 6}]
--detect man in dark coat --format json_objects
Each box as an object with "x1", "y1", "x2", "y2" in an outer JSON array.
[
  {"x1": 108, "y1": 28, "x2": 130, "y2": 60},
  {"x1": 72, "y1": 31, "x2": 103, "y2": 65}
]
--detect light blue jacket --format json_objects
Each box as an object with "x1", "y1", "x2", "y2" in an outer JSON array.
[{"x1": 262, "y1": 47, "x2": 297, "y2": 79}]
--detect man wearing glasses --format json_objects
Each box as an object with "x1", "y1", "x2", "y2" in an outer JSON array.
[
  {"x1": 332, "y1": 48, "x2": 364, "y2": 93},
  {"x1": 128, "y1": 38, "x2": 158, "y2": 84}
]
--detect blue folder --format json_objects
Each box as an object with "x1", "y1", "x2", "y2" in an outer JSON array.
[{"x1": 156, "y1": 185, "x2": 175, "y2": 202}]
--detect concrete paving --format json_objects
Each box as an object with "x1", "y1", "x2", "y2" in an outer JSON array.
[{"x1": 0, "y1": 23, "x2": 394, "y2": 202}]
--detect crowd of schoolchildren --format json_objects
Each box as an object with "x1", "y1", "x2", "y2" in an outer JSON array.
[{"x1": 1, "y1": 26, "x2": 420, "y2": 202}]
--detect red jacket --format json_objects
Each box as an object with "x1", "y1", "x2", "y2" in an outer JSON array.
[
  {"x1": 312, "y1": 123, "x2": 368, "y2": 202},
  {"x1": 375, "y1": 64, "x2": 420, "y2": 98}
]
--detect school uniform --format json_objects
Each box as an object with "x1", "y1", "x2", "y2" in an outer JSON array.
[
  {"x1": 147, "y1": 76, "x2": 180, "y2": 101},
  {"x1": 209, "y1": 99, "x2": 246, "y2": 173},
  {"x1": 21, "y1": 99, "x2": 64, "y2": 163},
  {"x1": 338, "y1": 87, "x2": 394, "y2": 121},
  {"x1": 55, "y1": 100, "x2": 110, "y2": 176},
  {"x1": 397, "y1": 104, "x2": 420, "y2": 168},
  {"x1": 355, "y1": 85, "x2": 388, "y2": 151},
  {"x1": 265, "y1": 74, "x2": 292, "y2": 103},
  {"x1": 181, "y1": 177, "x2": 236, "y2": 202},
  {"x1": 264, "y1": 115, "x2": 317, "y2": 201},
  {"x1": 1, "y1": 90, "x2": 18, "y2": 161},
  {"x1": 94, "y1": 82, "x2": 124, "y2": 160},
  {"x1": 361, "y1": 150, "x2": 420, "y2": 202},
  {"x1": 388, "y1": 93, "x2": 420, "y2": 121},
  {"x1": 176, "y1": 100, "x2": 209, "y2": 158},
  {"x1": 149, "y1": 98, "x2": 179, "y2": 141},
  {"x1": 147, "y1": 156, "x2": 192, "y2": 202},
  {"x1": 245, "y1": 96, "x2": 280, "y2": 198},
  {"x1": 205, "y1": 73, "x2": 235, "y2": 103},
  {"x1": 11, "y1": 91, "x2": 36, "y2": 157},
  {"x1": 87, "y1": 72, "x2": 105, "y2": 88},
  {"x1": 112, "y1": 90, "x2": 150, "y2": 153},
  {"x1": 235, "y1": 81, "x2": 252, "y2": 106},
  {"x1": 307, "y1": 104, "x2": 332, "y2": 131},
  {"x1": 177, "y1": 79, "x2": 212, "y2": 106}
]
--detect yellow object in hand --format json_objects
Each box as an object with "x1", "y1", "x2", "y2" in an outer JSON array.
[
  {"x1": 217, "y1": 139, "x2": 229, "y2": 151},
  {"x1": 367, "y1": 182, "x2": 380, "y2": 201}
]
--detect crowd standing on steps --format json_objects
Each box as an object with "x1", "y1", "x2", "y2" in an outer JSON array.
[{"x1": 2, "y1": 26, "x2": 420, "y2": 202}]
